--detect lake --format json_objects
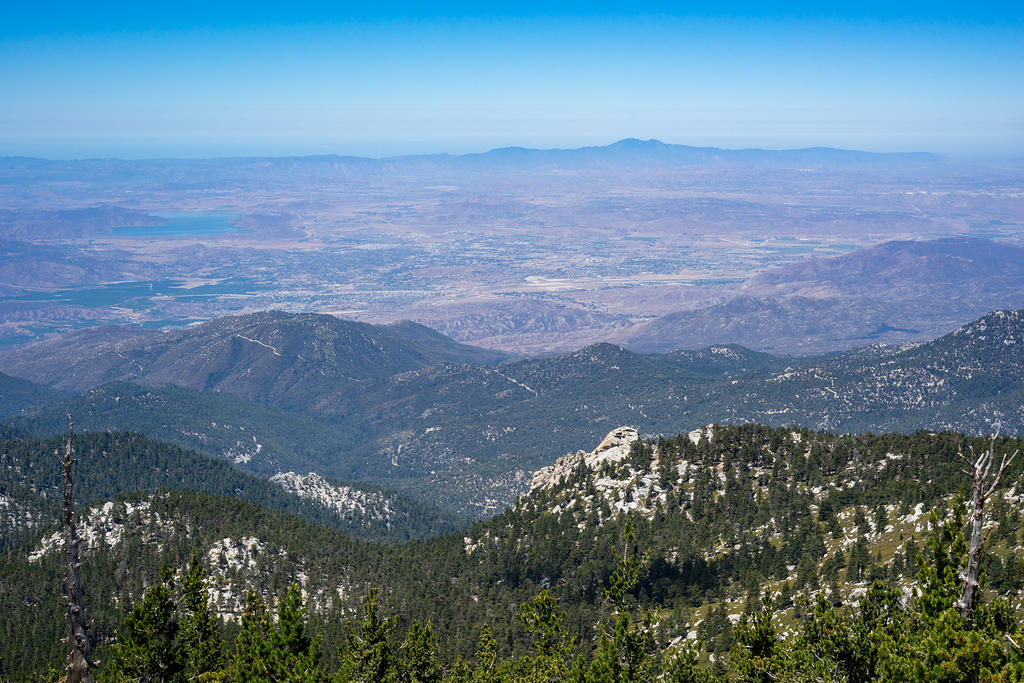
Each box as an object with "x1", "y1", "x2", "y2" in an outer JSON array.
[{"x1": 107, "y1": 211, "x2": 243, "y2": 237}]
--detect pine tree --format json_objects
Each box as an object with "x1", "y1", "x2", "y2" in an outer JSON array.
[
  {"x1": 571, "y1": 518, "x2": 658, "y2": 683},
  {"x1": 956, "y1": 438, "x2": 1019, "y2": 622},
  {"x1": 470, "y1": 624, "x2": 499, "y2": 682},
  {"x1": 517, "y1": 589, "x2": 576, "y2": 682},
  {"x1": 271, "y1": 581, "x2": 324, "y2": 682},
  {"x1": 344, "y1": 586, "x2": 397, "y2": 682},
  {"x1": 179, "y1": 553, "x2": 224, "y2": 678},
  {"x1": 662, "y1": 640, "x2": 716, "y2": 683},
  {"x1": 397, "y1": 619, "x2": 441, "y2": 683},
  {"x1": 730, "y1": 594, "x2": 788, "y2": 683},
  {"x1": 103, "y1": 565, "x2": 183, "y2": 682},
  {"x1": 61, "y1": 417, "x2": 95, "y2": 683},
  {"x1": 873, "y1": 505, "x2": 889, "y2": 536},
  {"x1": 229, "y1": 591, "x2": 275, "y2": 681}
]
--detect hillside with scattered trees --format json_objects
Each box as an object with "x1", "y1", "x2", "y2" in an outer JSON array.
[{"x1": 1, "y1": 423, "x2": 1021, "y2": 680}]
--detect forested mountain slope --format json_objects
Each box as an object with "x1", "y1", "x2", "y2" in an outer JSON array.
[
  {"x1": 0, "y1": 371, "x2": 65, "y2": 419},
  {"x1": 699, "y1": 309, "x2": 1024, "y2": 434},
  {"x1": 0, "y1": 431, "x2": 465, "y2": 546},
  {"x1": 6, "y1": 381, "x2": 364, "y2": 476},
  {"x1": 2, "y1": 423, "x2": 1022, "y2": 679},
  {"x1": 2, "y1": 310, "x2": 1023, "y2": 516},
  {"x1": 317, "y1": 310, "x2": 1024, "y2": 511}
]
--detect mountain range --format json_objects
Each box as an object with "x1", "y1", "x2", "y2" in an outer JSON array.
[
  {"x1": 2, "y1": 308, "x2": 1023, "y2": 515},
  {"x1": 0, "y1": 312, "x2": 505, "y2": 414},
  {"x1": 0, "y1": 139, "x2": 944, "y2": 188},
  {"x1": 4, "y1": 137, "x2": 1023, "y2": 680},
  {"x1": 619, "y1": 237, "x2": 1024, "y2": 354}
]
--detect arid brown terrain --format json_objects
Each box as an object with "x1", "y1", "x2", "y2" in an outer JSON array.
[{"x1": 2, "y1": 140, "x2": 1022, "y2": 354}]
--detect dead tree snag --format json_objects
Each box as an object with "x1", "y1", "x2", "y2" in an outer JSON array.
[{"x1": 62, "y1": 416, "x2": 95, "y2": 683}]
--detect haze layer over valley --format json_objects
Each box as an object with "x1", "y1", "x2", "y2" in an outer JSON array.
[{"x1": 3, "y1": 140, "x2": 1023, "y2": 354}]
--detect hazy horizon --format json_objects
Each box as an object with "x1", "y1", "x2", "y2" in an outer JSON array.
[
  {"x1": 3, "y1": 137, "x2": 1023, "y2": 163},
  {"x1": 2, "y1": 2, "x2": 1021, "y2": 160}
]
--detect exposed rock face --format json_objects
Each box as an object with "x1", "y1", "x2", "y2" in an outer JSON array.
[
  {"x1": 688, "y1": 425, "x2": 714, "y2": 445},
  {"x1": 269, "y1": 471, "x2": 394, "y2": 520},
  {"x1": 0, "y1": 492, "x2": 44, "y2": 535},
  {"x1": 28, "y1": 498, "x2": 169, "y2": 562},
  {"x1": 202, "y1": 534, "x2": 350, "y2": 621},
  {"x1": 529, "y1": 426, "x2": 638, "y2": 492}
]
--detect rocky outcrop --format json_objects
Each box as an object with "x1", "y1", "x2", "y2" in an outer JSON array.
[
  {"x1": 0, "y1": 492, "x2": 44, "y2": 536},
  {"x1": 28, "y1": 497, "x2": 171, "y2": 562},
  {"x1": 270, "y1": 471, "x2": 394, "y2": 520},
  {"x1": 529, "y1": 426, "x2": 639, "y2": 492}
]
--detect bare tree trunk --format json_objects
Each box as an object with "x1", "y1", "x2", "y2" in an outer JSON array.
[
  {"x1": 956, "y1": 437, "x2": 1018, "y2": 623},
  {"x1": 958, "y1": 475, "x2": 989, "y2": 623},
  {"x1": 63, "y1": 416, "x2": 94, "y2": 683}
]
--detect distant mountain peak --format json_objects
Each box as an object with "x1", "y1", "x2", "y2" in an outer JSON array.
[{"x1": 609, "y1": 137, "x2": 666, "y2": 148}]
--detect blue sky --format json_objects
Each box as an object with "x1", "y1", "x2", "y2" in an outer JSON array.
[{"x1": 1, "y1": 2, "x2": 1021, "y2": 158}]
